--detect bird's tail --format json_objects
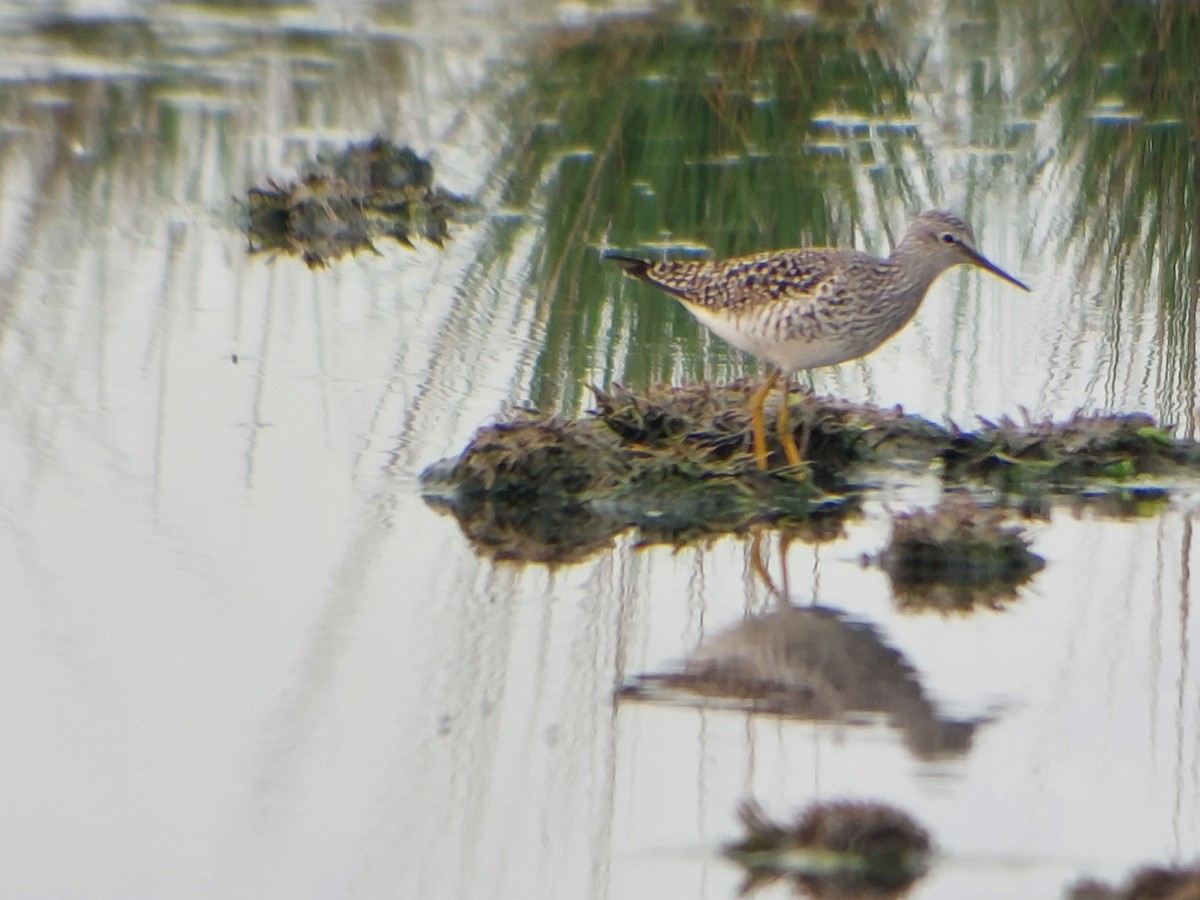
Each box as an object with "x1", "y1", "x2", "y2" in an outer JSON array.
[
  {"x1": 600, "y1": 250, "x2": 652, "y2": 280},
  {"x1": 602, "y1": 249, "x2": 695, "y2": 301}
]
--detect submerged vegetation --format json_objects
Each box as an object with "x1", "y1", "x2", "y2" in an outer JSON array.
[{"x1": 241, "y1": 138, "x2": 470, "y2": 268}]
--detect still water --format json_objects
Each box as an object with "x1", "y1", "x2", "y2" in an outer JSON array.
[{"x1": 0, "y1": 1, "x2": 1197, "y2": 898}]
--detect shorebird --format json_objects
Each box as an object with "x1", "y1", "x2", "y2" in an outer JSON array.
[{"x1": 604, "y1": 210, "x2": 1030, "y2": 470}]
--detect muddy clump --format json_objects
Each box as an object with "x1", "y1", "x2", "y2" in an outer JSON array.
[
  {"x1": 879, "y1": 493, "x2": 1045, "y2": 612},
  {"x1": 242, "y1": 137, "x2": 470, "y2": 267},
  {"x1": 726, "y1": 799, "x2": 932, "y2": 896},
  {"x1": 942, "y1": 411, "x2": 1199, "y2": 492},
  {"x1": 1070, "y1": 863, "x2": 1200, "y2": 900},
  {"x1": 593, "y1": 381, "x2": 949, "y2": 480},
  {"x1": 421, "y1": 383, "x2": 1197, "y2": 563},
  {"x1": 419, "y1": 406, "x2": 851, "y2": 563},
  {"x1": 418, "y1": 413, "x2": 628, "y2": 564}
]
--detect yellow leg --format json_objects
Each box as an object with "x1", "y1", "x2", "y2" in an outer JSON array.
[
  {"x1": 775, "y1": 374, "x2": 803, "y2": 468},
  {"x1": 749, "y1": 369, "x2": 781, "y2": 470}
]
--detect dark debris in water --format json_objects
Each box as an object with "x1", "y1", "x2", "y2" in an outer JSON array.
[
  {"x1": 420, "y1": 383, "x2": 1197, "y2": 565},
  {"x1": 726, "y1": 800, "x2": 932, "y2": 896},
  {"x1": 241, "y1": 138, "x2": 471, "y2": 268},
  {"x1": 1070, "y1": 863, "x2": 1200, "y2": 900},
  {"x1": 880, "y1": 493, "x2": 1045, "y2": 613}
]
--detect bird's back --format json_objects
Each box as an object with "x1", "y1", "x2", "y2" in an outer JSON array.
[
  {"x1": 612, "y1": 246, "x2": 880, "y2": 315},
  {"x1": 606, "y1": 245, "x2": 928, "y2": 372}
]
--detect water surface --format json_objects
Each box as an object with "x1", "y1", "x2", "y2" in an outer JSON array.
[{"x1": 0, "y1": 1, "x2": 1198, "y2": 898}]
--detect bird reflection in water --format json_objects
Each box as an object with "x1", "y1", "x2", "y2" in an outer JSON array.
[{"x1": 621, "y1": 531, "x2": 983, "y2": 760}]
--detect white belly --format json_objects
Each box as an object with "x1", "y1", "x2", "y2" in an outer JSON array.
[{"x1": 687, "y1": 304, "x2": 868, "y2": 373}]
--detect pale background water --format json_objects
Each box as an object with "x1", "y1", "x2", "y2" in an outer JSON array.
[{"x1": 0, "y1": 1, "x2": 1197, "y2": 898}]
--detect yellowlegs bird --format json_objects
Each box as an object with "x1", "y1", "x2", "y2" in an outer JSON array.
[{"x1": 604, "y1": 210, "x2": 1030, "y2": 470}]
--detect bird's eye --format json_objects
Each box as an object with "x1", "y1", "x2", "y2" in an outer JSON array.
[{"x1": 940, "y1": 233, "x2": 956, "y2": 245}]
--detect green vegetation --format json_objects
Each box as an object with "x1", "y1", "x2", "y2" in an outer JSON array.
[
  {"x1": 1047, "y1": 1, "x2": 1200, "y2": 432},
  {"x1": 942, "y1": 412, "x2": 1200, "y2": 490}
]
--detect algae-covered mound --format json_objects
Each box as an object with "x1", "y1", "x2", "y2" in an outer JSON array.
[
  {"x1": 420, "y1": 383, "x2": 1200, "y2": 563},
  {"x1": 880, "y1": 493, "x2": 1045, "y2": 612},
  {"x1": 418, "y1": 414, "x2": 629, "y2": 564},
  {"x1": 242, "y1": 138, "x2": 470, "y2": 268},
  {"x1": 419, "y1": 397, "x2": 850, "y2": 564},
  {"x1": 593, "y1": 380, "x2": 949, "y2": 477},
  {"x1": 943, "y1": 411, "x2": 1200, "y2": 489},
  {"x1": 726, "y1": 799, "x2": 932, "y2": 895}
]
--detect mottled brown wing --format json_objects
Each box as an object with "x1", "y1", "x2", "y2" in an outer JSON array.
[{"x1": 647, "y1": 248, "x2": 863, "y2": 313}]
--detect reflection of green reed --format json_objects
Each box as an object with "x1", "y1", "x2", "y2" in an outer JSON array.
[
  {"x1": 3, "y1": 15, "x2": 413, "y2": 203},
  {"x1": 1053, "y1": 1, "x2": 1200, "y2": 433},
  {"x1": 500, "y1": 10, "x2": 922, "y2": 413}
]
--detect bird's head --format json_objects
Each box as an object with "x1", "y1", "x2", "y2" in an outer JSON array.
[{"x1": 901, "y1": 210, "x2": 1030, "y2": 292}]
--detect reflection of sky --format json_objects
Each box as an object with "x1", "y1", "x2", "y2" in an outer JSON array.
[{"x1": 0, "y1": 3, "x2": 1197, "y2": 899}]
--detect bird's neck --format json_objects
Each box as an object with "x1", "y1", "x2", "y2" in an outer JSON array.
[
  {"x1": 865, "y1": 251, "x2": 946, "y2": 341},
  {"x1": 883, "y1": 244, "x2": 946, "y2": 307}
]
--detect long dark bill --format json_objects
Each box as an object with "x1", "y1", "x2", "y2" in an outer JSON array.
[{"x1": 963, "y1": 244, "x2": 1031, "y2": 292}]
